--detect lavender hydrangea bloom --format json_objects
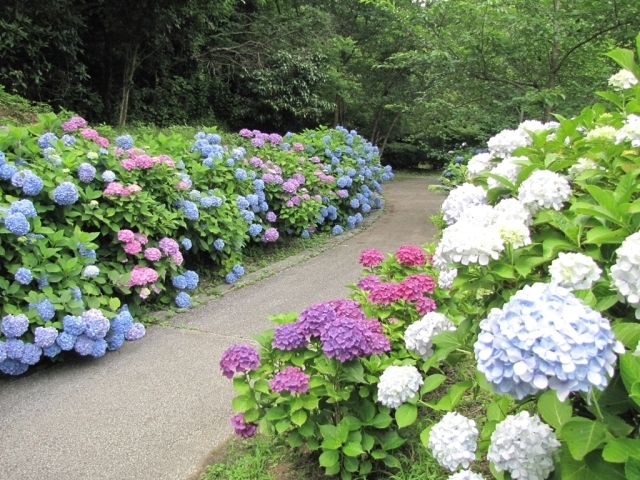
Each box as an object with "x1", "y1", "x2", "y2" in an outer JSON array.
[
  {"x1": 0, "y1": 359, "x2": 29, "y2": 376},
  {"x1": 125, "y1": 323, "x2": 146, "y2": 341},
  {"x1": 220, "y1": 344, "x2": 261, "y2": 378},
  {"x1": 106, "y1": 332, "x2": 125, "y2": 350},
  {"x1": 83, "y1": 309, "x2": 110, "y2": 340},
  {"x1": 43, "y1": 343, "x2": 62, "y2": 358},
  {"x1": 74, "y1": 334, "x2": 94, "y2": 356},
  {"x1": 474, "y1": 282, "x2": 624, "y2": 401},
  {"x1": 14, "y1": 267, "x2": 32, "y2": 285},
  {"x1": 6, "y1": 338, "x2": 25, "y2": 359},
  {"x1": 77, "y1": 163, "x2": 97, "y2": 183},
  {"x1": 320, "y1": 317, "x2": 371, "y2": 362},
  {"x1": 270, "y1": 366, "x2": 310, "y2": 393},
  {"x1": 34, "y1": 326, "x2": 58, "y2": 348},
  {"x1": 102, "y1": 170, "x2": 116, "y2": 183},
  {"x1": 272, "y1": 323, "x2": 308, "y2": 350},
  {"x1": 53, "y1": 182, "x2": 79, "y2": 205},
  {"x1": 21, "y1": 343, "x2": 42, "y2": 365},
  {"x1": 296, "y1": 303, "x2": 337, "y2": 338},
  {"x1": 1, "y1": 314, "x2": 29, "y2": 338},
  {"x1": 230, "y1": 413, "x2": 257, "y2": 438},
  {"x1": 56, "y1": 332, "x2": 77, "y2": 351},
  {"x1": 4, "y1": 212, "x2": 30, "y2": 235},
  {"x1": 63, "y1": 315, "x2": 86, "y2": 335}
]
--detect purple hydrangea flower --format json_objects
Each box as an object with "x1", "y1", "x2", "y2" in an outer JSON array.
[
  {"x1": 266, "y1": 212, "x2": 277, "y2": 222},
  {"x1": 261, "y1": 228, "x2": 279, "y2": 243},
  {"x1": 270, "y1": 366, "x2": 310, "y2": 394},
  {"x1": 320, "y1": 317, "x2": 373, "y2": 362},
  {"x1": 34, "y1": 326, "x2": 58, "y2": 348},
  {"x1": 82, "y1": 309, "x2": 109, "y2": 340},
  {"x1": 74, "y1": 334, "x2": 94, "y2": 356},
  {"x1": 6, "y1": 338, "x2": 25, "y2": 359},
  {"x1": 78, "y1": 163, "x2": 97, "y2": 183},
  {"x1": 220, "y1": 344, "x2": 260, "y2": 378},
  {"x1": 56, "y1": 332, "x2": 77, "y2": 351},
  {"x1": 230, "y1": 413, "x2": 257, "y2": 438},
  {"x1": 21, "y1": 343, "x2": 42, "y2": 365},
  {"x1": 124, "y1": 323, "x2": 145, "y2": 341},
  {"x1": 296, "y1": 302, "x2": 336, "y2": 338},
  {"x1": 329, "y1": 299, "x2": 366, "y2": 321},
  {"x1": 1, "y1": 314, "x2": 29, "y2": 338},
  {"x1": 272, "y1": 323, "x2": 309, "y2": 350},
  {"x1": 0, "y1": 359, "x2": 29, "y2": 376}
]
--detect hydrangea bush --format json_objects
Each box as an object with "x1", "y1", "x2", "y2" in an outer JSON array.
[
  {"x1": 224, "y1": 36, "x2": 640, "y2": 479},
  {"x1": 0, "y1": 119, "x2": 391, "y2": 375}
]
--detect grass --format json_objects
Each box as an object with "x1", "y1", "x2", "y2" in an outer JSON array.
[
  {"x1": 392, "y1": 169, "x2": 441, "y2": 181},
  {"x1": 199, "y1": 356, "x2": 495, "y2": 480},
  {"x1": 0, "y1": 85, "x2": 51, "y2": 125}
]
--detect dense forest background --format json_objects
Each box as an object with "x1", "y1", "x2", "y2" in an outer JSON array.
[{"x1": 1, "y1": 0, "x2": 639, "y2": 167}]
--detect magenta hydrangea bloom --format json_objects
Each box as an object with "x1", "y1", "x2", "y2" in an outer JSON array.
[
  {"x1": 398, "y1": 274, "x2": 436, "y2": 302},
  {"x1": 117, "y1": 229, "x2": 135, "y2": 243},
  {"x1": 320, "y1": 317, "x2": 372, "y2": 362},
  {"x1": 231, "y1": 413, "x2": 257, "y2": 438},
  {"x1": 261, "y1": 228, "x2": 279, "y2": 243},
  {"x1": 125, "y1": 266, "x2": 159, "y2": 287},
  {"x1": 359, "y1": 249, "x2": 385, "y2": 268},
  {"x1": 220, "y1": 344, "x2": 261, "y2": 378},
  {"x1": 144, "y1": 248, "x2": 162, "y2": 262},
  {"x1": 417, "y1": 297, "x2": 437, "y2": 315},
  {"x1": 270, "y1": 366, "x2": 310, "y2": 394},
  {"x1": 329, "y1": 299, "x2": 365, "y2": 321},
  {"x1": 124, "y1": 240, "x2": 142, "y2": 255},
  {"x1": 296, "y1": 302, "x2": 337, "y2": 338},
  {"x1": 395, "y1": 245, "x2": 426, "y2": 267},
  {"x1": 357, "y1": 275, "x2": 382, "y2": 291},
  {"x1": 368, "y1": 282, "x2": 401, "y2": 305},
  {"x1": 272, "y1": 323, "x2": 308, "y2": 350}
]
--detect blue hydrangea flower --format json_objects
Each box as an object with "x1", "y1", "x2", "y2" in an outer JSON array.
[
  {"x1": 99, "y1": 148, "x2": 108, "y2": 155},
  {"x1": 125, "y1": 323, "x2": 146, "y2": 341},
  {"x1": 30, "y1": 299, "x2": 55, "y2": 321},
  {"x1": 22, "y1": 172, "x2": 44, "y2": 196},
  {"x1": 327, "y1": 205, "x2": 338, "y2": 221},
  {"x1": 0, "y1": 341, "x2": 5, "y2": 363},
  {"x1": 347, "y1": 168, "x2": 356, "y2": 177},
  {"x1": 235, "y1": 168, "x2": 248, "y2": 181},
  {"x1": 184, "y1": 271, "x2": 199, "y2": 290},
  {"x1": 172, "y1": 275, "x2": 187, "y2": 290},
  {"x1": 225, "y1": 272, "x2": 238, "y2": 284},
  {"x1": 74, "y1": 334, "x2": 94, "y2": 356},
  {"x1": 301, "y1": 230, "x2": 310, "y2": 239},
  {"x1": 337, "y1": 176, "x2": 352, "y2": 188},
  {"x1": 346, "y1": 216, "x2": 356, "y2": 229},
  {"x1": 253, "y1": 179, "x2": 265, "y2": 191},
  {"x1": 248, "y1": 224, "x2": 263, "y2": 237},
  {"x1": 241, "y1": 210, "x2": 255, "y2": 223},
  {"x1": 34, "y1": 326, "x2": 58, "y2": 348},
  {"x1": 69, "y1": 286, "x2": 82, "y2": 301},
  {"x1": 236, "y1": 196, "x2": 250, "y2": 210},
  {"x1": 102, "y1": 170, "x2": 116, "y2": 183},
  {"x1": 362, "y1": 203, "x2": 371, "y2": 213},
  {"x1": 332, "y1": 225, "x2": 344, "y2": 235},
  {"x1": 21, "y1": 343, "x2": 42, "y2": 365},
  {"x1": 62, "y1": 134, "x2": 76, "y2": 147},
  {"x1": 246, "y1": 194, "x2": 259, "y2": 206},
  {"x1": 43, "y1": 343, "x2": 62, "y2": 358},
  {"x1": 106, "y1": 332, "x2": 125, "y2": 351},
  {"x1": 110, "y1": 310, "x2": 134, "y2": 335},
  {"x1": 14, "y1": 267, "x2": 32, "y2": 285},
  {"x1": 63, "y1": 315, "x2": 85, "y2": 336},
  {"x1": 56, "y1": 332, "x2": 77, "y2": 351},
  {"x1": 9, "y1": 199, "x2": 37, "y2": 218},
  {"x1": 78, "y1": 163, "x2": 97, "y2": 183},
  {"x1": 38, "y1": 132, "x2": 58, "y2": 149},
  {"x1": 203, "y1": 158, "x2": 215, "y2": 168},
  {"x1": 6, "y1": 338, "x2": 25, "y2": 359},
  {"x1": 91, "y1": 339, "x2": 107, "y2": 357},
  {"x1": 474, "y1": 282, "x2": 625, "y2": 401},
  {"x1": 1, "y1": 314, "x2": 29, "y2": 338},
  {"x1": 232, "y1": 264, "x2": 245, "y2": 277},
  {"x1": 0, "y1": 163, "x2": 17, "y2": 180},
  {"x1": 37, "y1": 273, "x2": 49, "y2": 289},
  {"x1": 175, "y1": 292, "x2": 191, "y2": 309},
  {"x1": 226, "y1": 158, "x2": 235, "y2": 167},
  {"x1": 281, "y1": 143, "x2": 290, "y2": 150},
  {"x1": 53, "y1": 182, "x2": 79, "y2": 205},
  {"x1": 260, "y1": 202, "x2": 269, "y2": 212},
  {"x1": 355, "y1": 213, "x2": 363, "y2": 223},
  {"x1": 350, "y1": 199, "x2": 360, "y2": 209},
  {"x1": 0, "y1": 358, "x2": 29, "y2": 375},
  {"x1": 206, "y1": 133, "x2": 221, "y2": 144},
  {"x1": 181, "y1": 238, "x2": 192, "y2": 250},
  {"x1": 183, "y1": 201, "x2": 199, "y2": 220},
  {"x1": 116, "y1": 135, "x2": 134, "y2": 149},
  {"x1": 214, "y1": 238, "x2": 225, "y2": 251}
]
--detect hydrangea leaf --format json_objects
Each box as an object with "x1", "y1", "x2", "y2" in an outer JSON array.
[
  {"x1": 342, "y1": 442, "x2": 365, "y2": 457},
  {"x1": 619, "y1": 353, "x2": 640, "y2": 398},
  {"x1": 613, "y1": 324, "x2": 640, "y2": 349},
  {"x1": 601, "y1": 413, "x2": 633, "y2": 438},
  {"x1": 420, "y1": 426, "x2": 432, "y2": 448},
  {"x1": 342, "y1": 455, "x2": 359, "y2": 472},
  {"x1": 538, "y1": 390, "x2": 572, "y2": 430},
  {"x1": 560, "y1": 418, "x2": 607, "y2": 460},
  {"x1": 602, "y1": 438, "x2": 640, "y2": 463},
  {"x1": 395, "y1": 403, "x2": 417, "y2": 429},
  {"x1": 420, "y1": 374, "x2": 446, "y2": 395},
  {"x1": 626, "y1": 456, "x2": 640, "y2": 480},
  {"x1": 427, "y1": 380, "x2": 473, "y2": 411},
  {"x1": 318, "y1": 450, "x2": 339, "y2": 468}
]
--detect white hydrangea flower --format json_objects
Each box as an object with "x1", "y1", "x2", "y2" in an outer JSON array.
[
  {"x1": 566, "y1": 157, "x2": 604, "y2": 179},
  {"x1": 82, "y1": 265, "x2": 100, "y2": 278},
  {"x1": 615, "y1": 114, "x2": 640, "y2": 147},
  {"x1": 488, "y1": 412, "x2": 560, "y2": 480},
  {"x1": 435, "y1": 219, "x2": 504, "y2": 266},
  {"x1": 549, "y1": 252, "x2": 602, "y2": 290},
  {"x1": 494, "y1": 219, "x2": 531, "y2": 249},
  {"x1": 518, "y1": 170, "x2": 571, "y2": 213},
  {"x1": 487, "y1": 157, "x2": 526, "y2": 189},
  {"x1": 441, "y1": 183, "x2": 488, "y2": 225},
  {"x1": 377, "y1": 365, "x2": 423, "y2": 409},
  {"x1": 458, "y1": 204, "x2": 496, "y2": 227},
  {"x1": 585, "y1": 125, "x2": 617, "y2": 142},
  {"x1": 543, "y1": 121, "x2": 560, "y2": 130},
  {"x1": 404, "y1": 312, "x2": 456, "y2": 360},
  {"x1": 493, "y1": 198, "x2": 532, "y2": 226},
  {"x1": 438, "y1": 268, "x2": 457, "y2": 289},
  {"x1": 487, "y1": 129, "x2": 531, "y2": 158},
  {"x1": 428, "y1": 412, "x2": 478, "y2": 471},
  {"x1": 609, "y1": 69, "x2": 638, "y2": 90},
  {"x1": 466, "y1": 153, "x2": 495, "y2": 178},
  {"x1": 448, "y1": 471, "x2": 485, "y2": 480},
  {"x1": 611, "y1": 231, "x2": 640, "y2": 318},
  {"x1": 517, "y1": 120, "x2": 547, "y2": 142}
]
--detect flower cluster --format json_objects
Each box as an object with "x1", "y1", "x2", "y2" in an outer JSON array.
[
  {"x1": 549, "y1": 252, "x2": 601, "y2": 290},
  {"x1": 395, "y1": 245, "x2": 426, "y2": 267},
  {"x1": 428, "y1": 412, "x2": 478, "y2": 471},
  {"x1": 487, "y1": 412, "x2": 560, "y2": 480},
  {"x1": 615, "y1": 113, "x2": 640, "y2": 147},
  {"x1": 487, "y1": 157, "x2": 525, "y2": 189},
  {"x1": 404, "y1": 312, "x2": 456, "y2": 359},
  {"x1": 434, "y1": 217, "x2": 505, "y2": 267},
  {"x1": 230, "y1": 413, "x2": 257, "y2": 439},
  {"x1": 608, "y1": 69, "x2": 638, "y2": 90},
  {"x1": 487, "y1": 129, "x2": 531, "y2": 158},
  {"x1": 448, "y1": 471, "x2": 485, "y2": 480},
  {"x1": 441, "y1": 183, "x2": 487, "y2": 225},
  {"x1": 517, "y1": 170, "x2": 571, "y2": 213},
  {"x1": 474, "y1": 282, "x2": 624, "y2": 400},
  {"x1": 377, "y1": 365, "x2": 423, "y2": 408},
  {"x1": 219, "y1": 344, "x2": 261, "y2": 378},
  {"x1": 611, "y1": 231, "x2": 640, "y2": 318},
  {"x1": 359, "y1": 249, "x2": 385, "y2": 267},
  {"x1": 269, "y1": 366, "x2": 310, "y2": 394},
  {"x1": 466, "y1": 152, "x2": 494, "y2": 178}
]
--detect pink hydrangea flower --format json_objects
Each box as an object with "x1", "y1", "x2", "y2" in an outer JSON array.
[
  {"x1": 368, "y1": 282, "x2": 401, "y2": 305},
  {"x1": 81, "y1": 128, "x2": 99, "y2": 140},
  {"x1": 293, "y1": 143, "x2": 304, "y2": 151},
  {"x1": 301, "y1": 194, "x2": 310, "y2": 201},
  {"x1": 176, "y1": 181, "x2": 190, "y2": 190},
  {"x1": 171, "y1": 251, "x2": 184, "y2": 266},
  {"x1": 135, "y1": 155, "x2": 155, "y2": 169},
  {"x1": 239, "y1": 128, "x2": 253, "y2": 138},
  {"x1": 395, "y1": 245, "x2": 426, "y2": 267},
  {"x1": 159, "y1": 238, "x2": 179, "y2": 256},
  {"x1": 126, "y1": 265, "x2": 159, "y2": 287},
  {"x1": 124, "y1": 241, "x2": 142, "y2": 255},
  {"x1": 134, "y1": 233, "x2": 148, "y2": 245},
  {"x1": 417, "y1": 297, "x2": 437, "y2": 315},
  {"x1": 144, "y1": 248, "x2": 162, "y2": 262},
  {"x1": 117, "y1": 229, "x2": 135, "y2": 243},
  {"x1": 126, "y1": 184, "x2": 142, "y2": 194},
  {"x1": 62, "y1": 116, "x2": 87, "y2": 131},
  {"x1": 104, "y1": 182, "x2": 125, "y2": 196},
  {"x1": 285, "y1": 200, "x2": 294, "y2": 208},
  {"x1": 357, "y1": 275, "x2": 382, "y2": 291},
  {"x1": 95, "y1": 136, "x2": 109, "y2": 148},
  {"x1": 359, "y1": 249, "x2": 385, "y2": 268},
  {"x1": 121, "y1": 158, "x2": 136, "y2": 171},
  {"x1": 337, "y1": 190, "x2": 349, "y2": 198},
  {"x1": 310, "y1": 156, "x2": 320, "y2": 163}
]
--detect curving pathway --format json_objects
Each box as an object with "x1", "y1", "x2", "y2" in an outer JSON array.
[{"x1": 0, "y1": 177, "x2": 443, "y2": 480}]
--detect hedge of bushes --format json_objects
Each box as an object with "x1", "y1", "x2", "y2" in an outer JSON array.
[{"x1": 0, "y1": 116, "x2": 392, "y2": 376}]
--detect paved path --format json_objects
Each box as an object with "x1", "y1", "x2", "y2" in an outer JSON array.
[{"x1": 0, "y1": 177, "x2": 443, "y2": 480}]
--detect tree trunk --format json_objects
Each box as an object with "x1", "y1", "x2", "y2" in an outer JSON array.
[
  {"x1": 118, "y1": 45, "x2": 138, "y2": 127},
  {"x1": 379, "y1": 112, "x2": 402, "y2": 158},
  {"x1": 370, "y1": 105, "x2": 384, "y2": 143}
]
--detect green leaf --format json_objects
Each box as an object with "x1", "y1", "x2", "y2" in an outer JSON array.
[
  {"x1": 603, "y1": 438, "x2": 640, "y2": 463},
  {"x1": 427, "y1": 380, "x2": 473, "y2": 411},
  {"x1": 560, "y1": 418, "x2": 607, "y2": 460},
  {"x1": 619, "y1": 353, "x2": 640, "y2": 401},
  {"x1": 342, "y1": 442, "x2": 365, "y2": 457},
  {"x1": 287, "y1": 431, "x2": 303, "y2": 448},
  {"x1": 291, "y1": 409, "x2": 307, "y2": 426},
  {"x1": 382, "y1": 454, "x2": 401, "y2": 469},
  {"x1": 370, "y1": 412, "x2": 392, "y2": 429},
  {"x1": 584, "y1": 226, "x2": 628, "y2": 245},
  {"x1": 613, "y1": 324, "x2": 640, "y2": 349},
  {"x1": 264, "y1": 406, "x2": 287, "y2": 421},
  {"x1": 606, "y1": 48, "x2": 637, "y2": 73},
  {"x1": 561, "y1": 445, "x2": 626, "y2": 480},
  {"x1": 626, "y1": 457, "x2": 640, "y2": 480},
  {"x1": 358, "y1": 400, "x2": 376, "y2": 422},
  {"x1": 420, "y1": 374, "x2": 446, "y2": 395},
  {"x1": 108, "y1": 297, "x2": 121, "y2": 311},
  {"x1": 318, "y1": 450, "x2": 339, "y2": 468},
  {"x1": 395, "y1": 403, "x2": 417, "y2": 429},
  {"x1": 420, "y1": 426, "x2": 432, "y2": 448},
  {"x1": 343, "y1": 455, "x2": 359, "y2": 472},
  {"x1": 341, "y1": 361, "x2": 366, "y2": 383},
  {"x1": 231, "y1": 394, "x2": 255, "y2": 413},
  {"x1": 232, "y1": 377, "x2": 251, "y2": 395},
  {"x1": 537, "y1": 390, "x2": 572, "y2": 430}
]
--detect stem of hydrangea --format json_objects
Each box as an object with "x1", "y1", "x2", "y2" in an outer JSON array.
[{"x1": 588, "y1": 388, "x2": 605, "y2": 422}]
